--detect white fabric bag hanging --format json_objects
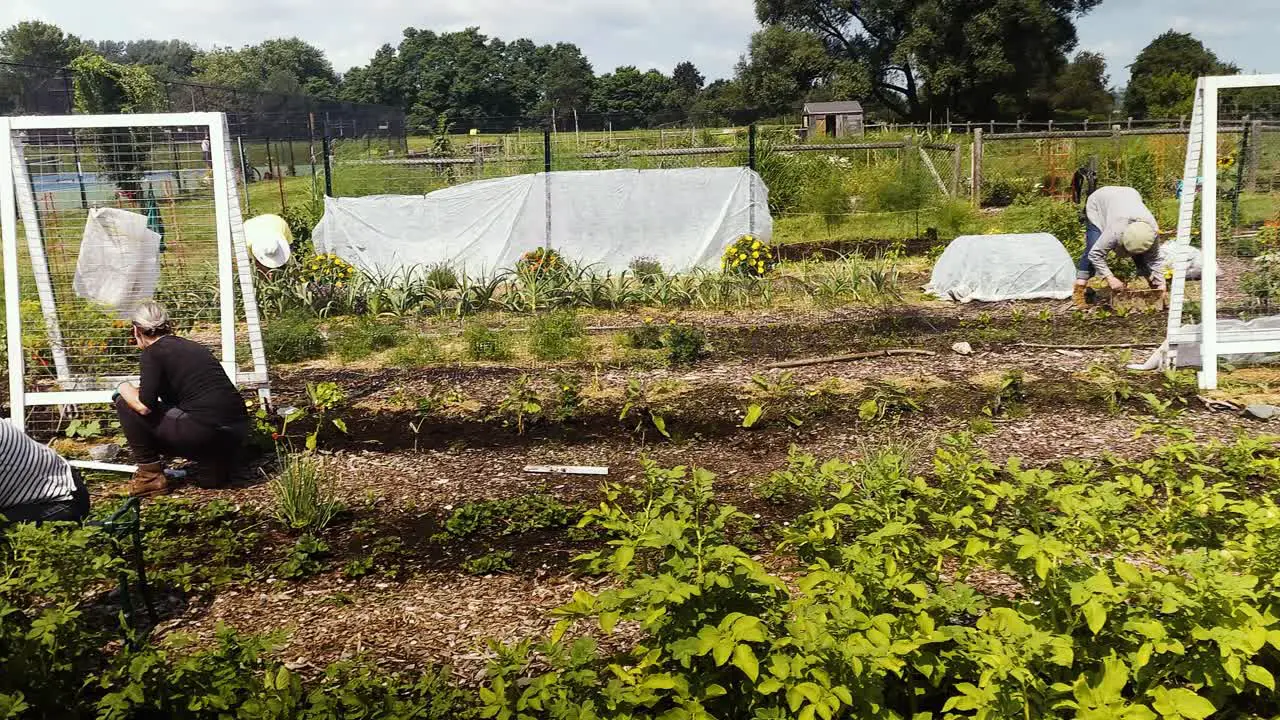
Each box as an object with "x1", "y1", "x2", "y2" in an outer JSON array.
[{"x1": 72, "y1": 207, "x2": 162, "y2": 318}]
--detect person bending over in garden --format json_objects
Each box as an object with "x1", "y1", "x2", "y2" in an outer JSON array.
[
  {"x1": 0, "y1": 420, "x2": 89, "y2": 524},
  {"x1": 1074, "y1": 185, "x2": 1163, "y2": 307},
  {"x1": 114, "y1": 301, "x2": 249, "y2": 497}
]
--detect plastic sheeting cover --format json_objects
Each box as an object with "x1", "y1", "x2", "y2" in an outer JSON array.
[
  {"x1": 925, "y1": 233, "x2": 1075, "y2": 303},
  {"x1": 312, "y1": 167, "x2": 772, "y2": 274},
  {"x1": 73, "y1": 207, "x2": 161, "y2": 319},
  {"x1": 1160, "y1": 316, "x2": 1280, "y2": 368}
]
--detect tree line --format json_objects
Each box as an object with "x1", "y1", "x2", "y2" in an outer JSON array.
[{"x1": 0, "y1": 3, "x2": 1265, "y2": 133}]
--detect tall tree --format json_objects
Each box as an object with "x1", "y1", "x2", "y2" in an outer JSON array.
[
  {"x1": 541, "y1": 43, "x2": 594, "y2": 118},
  {"x1": 735, "y1": 25, "x2": 833, "y2": 117},
  {"x1": 1124, "y1": 31, "x2": 1236, "y2": 118},
  {"x1": 120, "y1": 39, "x2": 197, "y2": 80},
  {"x1": 672, "y1": 61, "x2": 705, "y2": 97},
  {"x1": 754, "y1": 0, "x2": 1102, "y2": 120},
  {"x1": 0, "y1": 21, "x2": 88, "y2": 113},
  {"x1": 589, "y1": 66, "x2": 677, "y2": 128},
  {"x1": 667, "y1": 60, "x2": 706, "y2": 114},
  {"x1": 0, "y1": 20, "x2": 86, "y2": 68},
  {"x1": 193, "y1": 38, "x2": 337, "y2": 97},
  {"x1": 1052, "y1": 51, "x2": 1113, "y2": 119},
  {"x1": 339, "y1": 44, "x2": 407, "y2": 107}
]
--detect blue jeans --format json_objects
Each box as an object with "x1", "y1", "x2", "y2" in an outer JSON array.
[{"x1": 1076, "y1": 221, "x2": 1102, "y2": 280}]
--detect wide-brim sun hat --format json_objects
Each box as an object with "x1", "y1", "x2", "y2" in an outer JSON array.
[
  {"x1": 244, "y1": 214, "x2": 293, "y2": 269},
  {"x1": 1122, "y1": 221, "x2": 1157, "y2": 255}
]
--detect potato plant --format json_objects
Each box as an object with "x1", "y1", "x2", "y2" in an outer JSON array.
[{"x1": 479, "y1": 435, "x2": 1280, "y2": 720}]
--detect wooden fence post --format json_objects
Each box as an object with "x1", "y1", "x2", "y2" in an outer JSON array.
[
  {"x1": 951, "y1": 142, "x2": 962, "y2": 197},
  {"x1": 970, "y1": 128, "x2": 984, "y2": 207}
]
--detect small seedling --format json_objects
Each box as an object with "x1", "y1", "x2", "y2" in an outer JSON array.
[
  {"x1": 495, "y1": 374, "x2": 542, "y2": 435},
  {"x1": 65, "y1": 418, "x2": 104, "y2": 439},
  {"x1": 620, "y1": 379, "x2": 672, "y2": 440}
]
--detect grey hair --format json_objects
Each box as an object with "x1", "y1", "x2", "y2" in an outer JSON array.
[{"x1": 130, "y1": 301, "x2": 171, "y2": 336}]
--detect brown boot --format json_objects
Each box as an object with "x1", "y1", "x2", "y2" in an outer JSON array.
[
  {"x1": 1072, "y1": 284, "x2": 1088, "y2": 309},
  {"x1": 128, "y1": 462, "x2": 169, "y2": 498}
]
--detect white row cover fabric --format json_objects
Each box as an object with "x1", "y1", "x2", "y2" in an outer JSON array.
[
  {"x1": 925, "y1": 233, "x2": 1075, "y2": 303},
  {"x1": 73, "y1": 207, "x2": 161, "y2": 318},
  {"x1": 1130, "y1": 316, "x2": 1280, "y2": 370},
  {"x1": 312, "y1": 168, "x2": 771, "y2": 274}
]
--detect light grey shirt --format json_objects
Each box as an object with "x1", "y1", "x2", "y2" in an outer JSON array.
[
  {"x1": 1084, "y1": 186, "x2": 1161, "y2": 280},
  {"x1": 0, "y1": 420, "x2": 76, "y2": 510}
]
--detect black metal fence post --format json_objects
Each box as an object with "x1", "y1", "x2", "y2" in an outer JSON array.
[
  {"x1": 321, "y1": 133, "x2": 334, "y2": 197},
  {"x1": 1232, "y1": 116, "x2": 1250, "y2": 231},
  {"x1": 60, "y1": 69, "x2": 90, "y2": 210},
  {"x1": 748, "y1": 123, "x2": 757, "y2": 171}
]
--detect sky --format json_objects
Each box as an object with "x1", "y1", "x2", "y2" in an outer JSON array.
[{"x1": 1, "y1": 0, "x2": 1275, "y2": 87}]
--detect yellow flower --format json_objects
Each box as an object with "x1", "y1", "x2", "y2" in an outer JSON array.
[
  {"x1": 752, "y1": 251, "x2": 760, "y2": 259},
  {"x1": 752, "y1": 241, "x2": 761, "y2": 250},
  {"x1": 336, "y1": 281, "x2": 344, "y2": 288},
  {"x1": 738, "y1": 253, "x2": 747, "y2": 261}
]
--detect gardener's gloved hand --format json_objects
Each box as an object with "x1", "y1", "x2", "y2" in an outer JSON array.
[{"x1": 1107, "y1": 276, "x2": 1126, "y2": 291}]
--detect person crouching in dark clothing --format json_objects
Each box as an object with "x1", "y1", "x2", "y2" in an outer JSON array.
[{"x1": 114, "y1": 301, "x2": 249, "y2": 496}]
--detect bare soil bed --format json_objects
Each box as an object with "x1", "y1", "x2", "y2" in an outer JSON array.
[{"x1": 86, "y1": 296, "x2": 1279, "y2": 681}]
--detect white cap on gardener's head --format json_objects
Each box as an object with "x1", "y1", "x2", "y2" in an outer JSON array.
[
  {"x1": 1122, "y1": 221, "x2": 1157, "y2": 254},
  {"x1": 244, "y1": 214, "x2": 293, "y2": 269}
]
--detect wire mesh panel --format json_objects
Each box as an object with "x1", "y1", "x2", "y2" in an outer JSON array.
[
  {"x1": 1210, "y1": 86, "x2": 1280, "y2": 327},
  {"x1": 0, "y1": 112, "x2": 268, "y2": 437},
  {"x1": 1163, "y1": 76, "x2": 1280, "y2": 389}
]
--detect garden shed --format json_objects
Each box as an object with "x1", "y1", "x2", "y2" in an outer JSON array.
[{"x1": 802, "y1": 101, "x2": 865, "y2": 138}]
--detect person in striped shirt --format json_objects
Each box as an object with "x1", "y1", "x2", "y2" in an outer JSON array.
[{"x1": 0, "y1": 420, "x2": 89, "y2": 524}]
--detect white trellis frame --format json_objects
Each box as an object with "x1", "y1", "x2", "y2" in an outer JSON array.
[
  {"x1": 1164, "y1": 74, "x2": 1280, "y2": 389},
  {"x1": 0, "y1": 112, "x2": 269, "y2": 470}
]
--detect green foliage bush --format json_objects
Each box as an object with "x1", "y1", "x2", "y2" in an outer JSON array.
[
  {"x1": 462, "y1": 550, "x2": 514, "y2": 575},
  {"x1": 663, "y1": 325, "x2": 706, "y2": 365},
  {"x1": 1241, "y1": 253, "x2": 1280, "y2": 308},
  {"x1": 386, "y1": 336, "x2": 442, "y2": 368},
  {"x1": 871, "y1": 159, "x2": 934, "y2": 212},
  {"x1": 982, "y1": 176, "x2": 1039, "y2": 207},
  {"x1": 479, "y1": 435, "x2": 1280, "y2": 720},
  {"x1": 1000, "y1": 195, "x2": 1086, "y2": 257},
  {"x1": 425, "y1": 263, "x2": 460, "y2": 291},
  {"x1": 280, "y1": 202, "x2": 319, "y2": 254},
  {"x1": 462, "y1": 322, "x2": 511, "y2": 361},
  {"x1": 263, "y1": 315, "x2": 328, "y2": 364},
  {"x1": 623, "y1": 321, "x2": 665, "y2": 350},
  {"x1": 0, "y1": 507, "x2": 472, "y2": 719},
  {"x1": 438, "y1": 494, "x2": 579, "y2": 541},
  {"x1": 803, "y1": 180, "x2": 850, "y2": 234},
  {"x1": 528, "y1": 309, "x2": 587, "y2": 361},
  {"x1": 629, "y1": 257, "x2": 665, "y2": 282},
  {"x1": 934, "y1": 199, "x2": 982, "y2": 239},
  {"x1": 275, "y1": 533, "x2": 330, "y2": 579},
  {"x1": 330, "y1": 317, "x2": 405, "y2": 361}
]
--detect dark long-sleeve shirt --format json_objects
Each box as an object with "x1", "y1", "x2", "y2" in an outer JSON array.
[{"x1": 138, "y1": 335, "x2": 247, "y2": 429}]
